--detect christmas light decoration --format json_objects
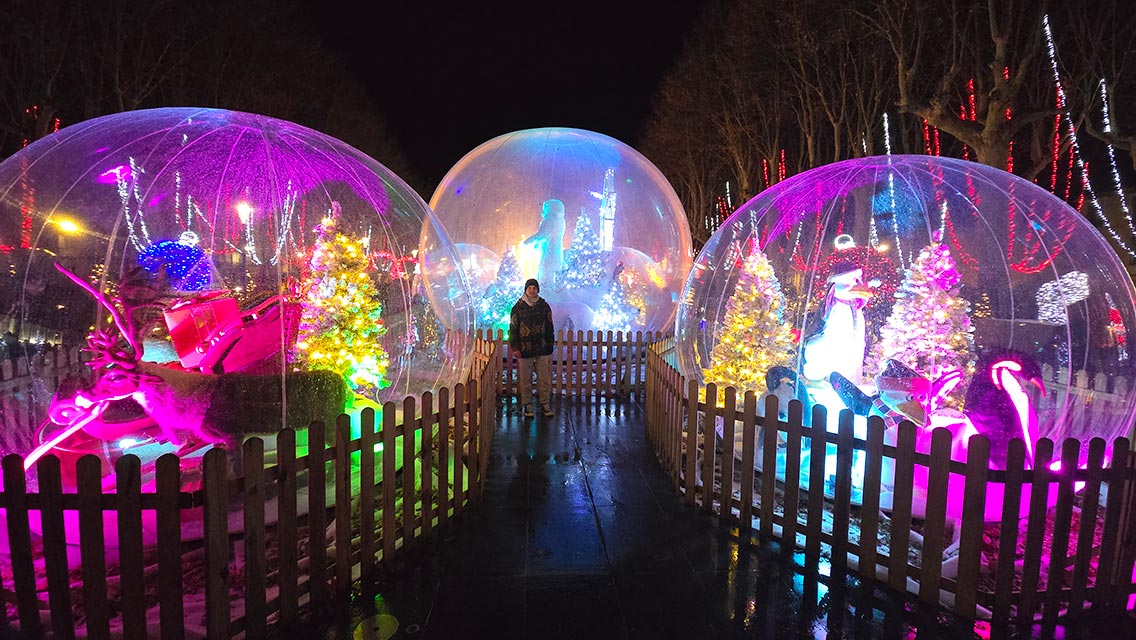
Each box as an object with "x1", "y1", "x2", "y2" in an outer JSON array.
[
  {"x1": 1035, "y1": 271, "x2": 1091, "y2": 324},
  {"x1": 592, "y1": 266, "x2": 639, "y2": 332},
  {"x1": 595, "y1": 168, "x2": 618, "y2": 252},
  {"x1": 866, "y1": 239, "x2": 976, "y2": 404},
  {"x1": 1042, "y1": 14, "x2": 1136, "y2": 259},
  {"x1": 558, "y1": 209, "x2": 607, "y2": 290},
  {"x1": 478, "y1": 245, "x2": 524, "y2": 331},
  {"x1": 137, "y1": 234, "x2": 213, "y2": 291},
  {"x1": 295, "y1": 216, "x2": 390, "y2": 396},
  {"x1": 1098, "y1": 79, "x2": 1136, "y2": 240},
  {"x1": 1106, "y1": 292, "x2": 1129, "y2": 362},
  {"x1": 883, "y1": 113, "x2": 893, "y2": 155},
  {"x1": 701, "y1": 249, "x2": 794, "y2": 397}
]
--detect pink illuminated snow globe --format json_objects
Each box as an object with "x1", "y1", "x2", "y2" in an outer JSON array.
[
  {"x1": 675, "y1": 155, "x2": 1136, "y2": 521},
  {"x1": 429, "y1": 127, "x2": 694, "y2": 335},
  {"x1": 0, "y1": 107, "x2": 474, "y2": 501}
]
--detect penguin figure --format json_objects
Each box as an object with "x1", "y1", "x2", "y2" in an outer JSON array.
[
  {"x1": 829, "y1": 359, "x2": 930, "y2": 430},
  {"x1": 963, "y1": 349, "x2": 1046, "y2": 468},
  {"x1": 765, "y1": 365, "x2": 813, "y2": 422},
  {"x1": 800, "y1": 261, "x2": 873, "y2": 383}
]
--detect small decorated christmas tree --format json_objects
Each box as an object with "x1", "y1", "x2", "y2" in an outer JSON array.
[
  {"x1": 701, "y1": 249, "x2": 795, "y2": 397},
  {"x1": 478, "y1": 246, "x2": 524, "y2": 333},
  {"x1": 294, "y1": 217, "x2": 390, "y2": 397},
  {"x1": 558, "y1": 210, "x2": 607, "y2": 290},
  {"x1": 593, "y1": 264, "x2": 640, "y2": 332},
  {"x1": 867, "y1": 238, "x2": 976, "y2": 401}
]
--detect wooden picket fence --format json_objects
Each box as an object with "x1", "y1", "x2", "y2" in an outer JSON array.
[
  {"x1": 478, "y1": 328, "x2": 659, "y2": 400},
  {"x1": 644, "y1": 337, "x2": 1136, "y2": 626},
  {"x1": 0, "y1": 337, "x2": 501, "y2": 639}
]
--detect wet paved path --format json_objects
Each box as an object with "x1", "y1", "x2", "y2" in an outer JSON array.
[{"x1": 289, "y1": 395, "x2": 1136, "y2": 640}]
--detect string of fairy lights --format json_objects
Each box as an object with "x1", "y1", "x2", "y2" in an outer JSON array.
[
  {"x1": 1042, "y1": 14, "x2": 1136, "y2": 260},
  {"x1": 1098, "y1": 78, "x2": 1135, "y2": 242}
]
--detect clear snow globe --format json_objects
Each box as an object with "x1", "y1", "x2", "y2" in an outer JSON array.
[
  {"x1": 0, "y1": 107, "x2": 474, "y2": 486},
  {"x1": 675, "y1": 155, "x2": 1136, "y2": 518},
  {"x1": 429, "y1": 127, "x2": 694, "y2": 335}
]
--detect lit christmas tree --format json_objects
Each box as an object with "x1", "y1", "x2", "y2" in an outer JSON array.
[
  {"x1": 294, "y1": 217, "x2": 390, "y2": 397},
  {"x1": 592, "y1": 264, "x2": 640, "y2": 332},
  {"x1": 478, "y1": 245, "x2": 524, "y2": 332},
  {"x1": 701, "y1": 249, "x2": 795, "y2": 397},
  {"x1": 866, "y1": 239, "x2": 975, "y2": 402},
  {"x1": 558, "y1": 210, "x2": 607, "y2": 290}
]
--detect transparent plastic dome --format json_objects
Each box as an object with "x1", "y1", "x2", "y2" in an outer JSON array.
[
  {"x1": 430, "y1": 127, "x2": 693, "y2": 334},
  {"x1": 0, "y1": 107, "x2": 473, "y2": 465},
  {"x1": 677, "y1": 155, "x2": 1136, "y2": 471}
]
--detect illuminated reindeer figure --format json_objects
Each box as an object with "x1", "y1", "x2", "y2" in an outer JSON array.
[{"x1": 27, "y1": 263, "x2": 351, "y2": 470}]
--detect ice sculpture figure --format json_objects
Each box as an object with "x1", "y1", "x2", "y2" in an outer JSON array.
[
  {"x1": 675, "y1": 155, "x2": 1136, "y2": 520},
  {"x1": 430, "y1": 127, "x2": 693, "y2": 334}
]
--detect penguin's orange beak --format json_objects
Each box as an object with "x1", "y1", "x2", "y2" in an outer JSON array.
[
  {"x1": 845, "y1": 283, "x2": 874, "y2": 300},
  {"x1": 894, "y1": 400, "x2": 926, "y2": 425}
]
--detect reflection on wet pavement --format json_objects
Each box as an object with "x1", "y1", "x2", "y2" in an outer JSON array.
[{"x1": 280, "y1": 396, "x2": 1136, "y2": 640}]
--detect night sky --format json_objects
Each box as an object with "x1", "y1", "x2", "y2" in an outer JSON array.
[{"x1": 303, "y1": 1, "x2": 710, "y2": 189}]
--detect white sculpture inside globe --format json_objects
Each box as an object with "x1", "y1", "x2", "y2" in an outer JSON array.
[
  {"x1": 0, "y1": 107, "x2": 473, "y2": 472},
  {"x1": 676, "y1": 155, "x2": 1136, "y2": 480},
  {"x1": 430, "y1": 127, "x2": 694, "y2": 335}
]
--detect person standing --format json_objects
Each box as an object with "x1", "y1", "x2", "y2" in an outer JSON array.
[{"x1": 510, "y1": 278, "x2": 555, "y2": 418}]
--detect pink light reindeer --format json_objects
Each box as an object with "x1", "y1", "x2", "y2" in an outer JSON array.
[{"x1": 26, "y1": 263, "x2": 351, "y2": 473}]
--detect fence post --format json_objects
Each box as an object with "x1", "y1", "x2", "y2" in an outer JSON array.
[
  {"x1": 701, "y1": 383, "x2": 717, "y2": 513},
  {"x1": 156, "y1": 453, "x2": 186, "y2": 640},
  {"x1": 954, "y1": 434, "x2": 990, "y2": 619},
  {"x1": 1044, "y1": 438, "x2": 1081, "y2": 625},
  {"x1": 719, "y1": 386, "x2": 736, "y2": 524},
  {"x1": 77, "y1": 455, "x2": 110, "y2": 640},
  {"x1": 202, "y1": 447, "x2": 230, "y2": 640},
  {"x1": 244, "y1": 437, "x2": 267, "y2": 637},
  {"x1": 858, "y1": 416, "x2": 886, "y2": 582},
  {"x1": 420, "y1": 393, "x2": 435, "y2": 539},
  {"x1": 684, "y1": 379, "x2": 698, "y2": 505},
  {"x1": 887, "y1": 422, "x2": 916, "y2": 592},
  {"x1": 335, "y1": 416, "x2": 352, "y2": 598},
  {"x1": 1017, "y1": 438, "x2": 1054, "y2": 625},
  {"x1": 1068, "y1": 437, "x2": 1106, "y2": 617},
  {"x1": 404, "y1": 395, "x2": 420, "y2": 539},
  {"x1": 359, "y1": 408, "x2": 377, "y2": 578},
  {"x1": 1, "y1": 455, "x2": 39, "y2": 637},
  {"x1": 918, "y1": 428, "x2": 952, "y2": 606},
  {"x1": 37, "y1": 455, "x2": 75, "y2": 640},
  {"x1": 993, "y1": 439, "x2": 1027, "y2": 623},
  {"x1": 277, "y1": 428, "x2": 299, "y2": 628},
  {"x1": 117, "y1": 454, "x2": 146, "y2": 639},
  {"x1": 308, "y1": 420, "x2": 328, "y2": 610},
  {"x1": 382, "y1": 402, "x2": 398, "y2": 561}
]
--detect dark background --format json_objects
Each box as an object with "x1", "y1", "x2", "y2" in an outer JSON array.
[{"x1": 302, "y1": 1, "x2": 710, "y2": 190}]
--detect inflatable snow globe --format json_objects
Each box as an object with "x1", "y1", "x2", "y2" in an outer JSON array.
[
  {"x1": 676, "y1": 155, "x2": 1136, "y2": 518},
  {"x1": 430, "y1": 127, "x2": 693, "y2": 335},
  {"x1": 0, "y1": 107, "x2": 474, "y2": 485}
]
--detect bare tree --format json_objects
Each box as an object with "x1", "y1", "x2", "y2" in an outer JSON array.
[
  {"x1": 0, "y1": 0, "x2": 420, "y2": 191},
  {"x1": 864, "y1": 0, "x2": 1136, "y2": 180}
]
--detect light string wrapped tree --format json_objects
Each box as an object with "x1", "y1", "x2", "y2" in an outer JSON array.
[
  {"x1": 867, "y1": 237, "x2": 976, "y2": 406},
  {"x1": 478, "y1": 245, "x2": 525, "y2": 333},
  {"x1": 592, "y1": 262, "x2": 640, "y2": 332},
  {"x1": 294, "y1": 216, "x2": 390, "y2": 398},
  {"x1": 557, "y1": 209, "x2": 608, "y2": 291},
  {"x1": 701, "y1": 248, "x2": 795, "y2": 399}
]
